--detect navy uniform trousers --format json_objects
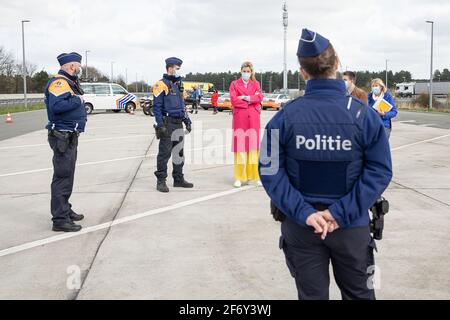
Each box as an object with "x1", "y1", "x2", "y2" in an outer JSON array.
[
  {"x1": 155, "y1": 117, "x2": 185, "y2": 182},
  {"x1": 280, "y1": 217, "x2": 377, "y2": 300},
  {"x1": 48, "y1": 132, "x2": 78, "y2": 224}
]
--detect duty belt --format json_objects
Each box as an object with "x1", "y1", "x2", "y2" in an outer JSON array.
[
  {"x1": 164, "y1": 116, "x2": 183, "y2": 124},
  {"x1": 48, "y1": 130, "x2": 79, "y2": 138}
]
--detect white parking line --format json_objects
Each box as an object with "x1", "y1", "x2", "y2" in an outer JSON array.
[
  {"x1": 0, "y1": 144, "x2": 228, "y2": 178},
  {"x1": 391, "y1": 133, "x2": 450, "y2": 151},
  {"x1": 0, "y1": 186, "x2": 255, "y2": 258},
  {"x1": 0, "y1": 135, "x2": 152, "y2": 150}
]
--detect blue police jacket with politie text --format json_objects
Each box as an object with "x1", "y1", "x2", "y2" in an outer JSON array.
[
  {"x1": 44, "y1": 70, "x2": 87, "y2": 132},
  {"x1": 259, "y1": 79, "x2": 393, "y2": 229},
  {"x1": 153, "y1": 74, "x2": 192, "y2": 128}
]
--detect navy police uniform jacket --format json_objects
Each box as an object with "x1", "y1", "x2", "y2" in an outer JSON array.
[
  {"x1": 44, "y1": 70, "x2": 87, "y2": 132},
  {"x1": 153, "y1": 74, "x2": 191, "y2": 128},
  {"x1": 259, "y1": 79, "x2": 393, "y2": 229}
]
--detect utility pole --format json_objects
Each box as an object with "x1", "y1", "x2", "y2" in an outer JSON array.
[
  {"x1": 85, "y1": 50, "x2": 90, "y2": 80},
  {"x1": 282, "y1": 1, "x2": 288, "y2": 94},
  {"x1": 385, "y1": 59, "x2": 389, "y2": 89},
  {"x1": 110, "y1": 61, "x2": 115, "y2": 83},
  {"x1": 426, "y1": 20, "x2": 434, "y2": 109},
  {"x1": 21, "y1": 20, "x2": 30, "y2": 109},
  {"x1": 260, "y1": 70, "x2": 263, "y2": 92}
]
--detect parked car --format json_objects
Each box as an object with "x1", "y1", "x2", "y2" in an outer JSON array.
[
  {"x1": 261, "y1": 93, "x2": 291, "y2": 110},
  {"x1": 80, "y1": 82, "x2": 137, "y2": 114},
  {"x1": 217, "y1": 93, "x2": 232, "y2": 112},
  {"x1": 200, "y1": 92, "x2": 213, "y2": 110}
]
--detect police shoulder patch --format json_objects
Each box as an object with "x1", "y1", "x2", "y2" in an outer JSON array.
[
  {"x1": 48, "y1": 78, "x2": 74, "y2": 97},
  {"x1": 153, "y1": 80, "x2": 169, "y2": 98}
]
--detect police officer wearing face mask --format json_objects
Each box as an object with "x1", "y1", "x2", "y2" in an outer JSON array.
[
  {"x1": 45, "y1": 52, "x2": 87, "y2": 232},
  {"x1": 153, "y1": 57, "x2": 193, "y2": 193},
  {"x1": 259, "y1": 29, "x2": 393, "y2": 300}
]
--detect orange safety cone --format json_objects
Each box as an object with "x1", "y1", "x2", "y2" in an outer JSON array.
[{"x1": 5, "y1": 113, "x2": 13, "y2": 123}]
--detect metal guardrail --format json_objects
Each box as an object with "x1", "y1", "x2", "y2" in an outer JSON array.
[{"x1": 0, "y1": 98, "x2": 45, "y2": 110}]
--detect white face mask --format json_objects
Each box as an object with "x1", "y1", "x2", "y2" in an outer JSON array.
[
  {"x1": 172, "y1": 68, "x2": 182, "y2": 78},
  {"x1": 344, "y1": 80, "x2": 349, "y2": 90},
  {"x1": 372, "y1": 86, "x2": 381, "y2": 95},
  {"x1": 242, "y1": 72, "x2": 251, "y2": 81},
  {"x1": 72, "y1": 66, "x2": 82, "y2": 78}
]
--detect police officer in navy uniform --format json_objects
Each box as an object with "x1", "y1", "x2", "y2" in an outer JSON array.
[
  {"x1": 45, "y1": 52, "x2": 87, "y2": 232},
  {"x1": 259, "y1": 29, "x2": 393, "y2": 300},
  {"x1": 153, "y1": 57, "x2": 193, "y2": 193}
]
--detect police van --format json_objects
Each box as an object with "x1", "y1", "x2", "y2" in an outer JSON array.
[{"x1": 80, "y1": 82, "x2": 137, "y2": 114}]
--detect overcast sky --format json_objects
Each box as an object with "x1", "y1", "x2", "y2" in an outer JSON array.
[{"x1": 1, "y1": 0, "x2": 449, "y2": 84}]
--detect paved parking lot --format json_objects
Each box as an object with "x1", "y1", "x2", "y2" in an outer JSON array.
[{"x1": 0, "y1": 109, "x2": 449, "y2": 300}]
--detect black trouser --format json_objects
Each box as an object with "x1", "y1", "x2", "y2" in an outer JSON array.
[
  {"x1": 48, "y1": 131, "x2": 79, "y2": 224},
  {"x1": 154, "y1": 117, "x2": 185, "y2": 182},
  {"x1": 192, "y1": 100, "x2": 199, "y2": 111},
  {"x1": 280, "y1": 218, "x2": 377, "y2": 300}
]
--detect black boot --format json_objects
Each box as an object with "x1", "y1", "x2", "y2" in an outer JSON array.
[
  {"x1": 52, "y1": 221, "x2": 82, "y2": 232},
  {"x1": 70, "y1": 211, "x2": 85, "y2": 221},
  {"x1": 174, "y1": 178, "x2": 194, "y2": 188},
  {"x1": 157, "y1": 180, "x2": 170, "y2": 193}
]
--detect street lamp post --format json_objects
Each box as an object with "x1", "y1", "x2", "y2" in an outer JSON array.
[
  {"x1": 385, "y1": 59, "x2": 389, "y2": 89},
  {"x1": 110, "y1": 61, "x2": 115, "y2": 83},
  {"x1": 21, "y1": 20, "x2": 30, "y2": 109},
  {"x1": 85, "y1": 50, "x2": 90, "y2": 80},
  {"x1": 260, "y1": 70, "x2": 263, "y2": 92},
  {"x1": 426, "y1": 20, "x2": 434, "y2": 109},
  {"x1": 136, "y1": 73, "x2": 138, "y2": 92},
  {"x1": 282, "y1": 1, "x2": 288, "y2": 94}
]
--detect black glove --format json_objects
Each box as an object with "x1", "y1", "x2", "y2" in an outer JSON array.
[
  {"x1": 270, "y1": 200, "x2": 286, "y2": 222},
  {"x1": 154, "y1": 125, "x2": 168, "y2": 140},
  {"x1": 185, "y1": 123, "x2": 192, "y2": 134}
]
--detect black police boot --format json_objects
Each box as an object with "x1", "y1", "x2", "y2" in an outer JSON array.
[
  {"x1": 70, "y1": 211, "x2": 85, "y2": 221},
  {"x1": 157, "y1": 180, "x2": 170, "y2": 193},
  {"x1": 174, "y1": 178, "x2": 194, "y2": 188},
  {"x1": 52, "y1": 221, "x2": 82, "y2": 232}
]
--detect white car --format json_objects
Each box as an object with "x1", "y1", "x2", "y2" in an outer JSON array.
[
  {"x1": 80, "y1": 82, "x2": 137, "y2": 114},
  {"x1": 261, "y1": 93, "x2": 291, "y2": 110}
]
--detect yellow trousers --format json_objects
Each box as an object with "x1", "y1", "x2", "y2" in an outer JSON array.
[{"x1": 234, "y1": 151, "x2": 260, "y2": 182}]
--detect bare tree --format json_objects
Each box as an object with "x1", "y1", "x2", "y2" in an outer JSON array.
[{"x1": 0, "y1": 46, "x2": 16, "y2": 77}]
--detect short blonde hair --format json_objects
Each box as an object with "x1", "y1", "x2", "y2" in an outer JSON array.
[
  {"x1": 371, "y1": 78, "x2": 387, "y2": 93},
  {"x1": 241, "y1": 61, "x2": 257, "y2": 81}
]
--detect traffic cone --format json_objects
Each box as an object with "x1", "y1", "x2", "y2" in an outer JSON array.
[{"x1": 5, "y1": 113, "x2": 12, "y2": 123}]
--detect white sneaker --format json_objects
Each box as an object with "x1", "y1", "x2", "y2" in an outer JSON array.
[
  {"x1": 256, "y1": 180, "x2": 263, "y2": 187},
  {"x1": 234, "y1": 180, "x2": 242, "y2": 188}
]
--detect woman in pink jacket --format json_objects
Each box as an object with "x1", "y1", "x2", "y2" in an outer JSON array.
[{"x1": 230, "y1": 61, "x2": 264, "y2": 188}]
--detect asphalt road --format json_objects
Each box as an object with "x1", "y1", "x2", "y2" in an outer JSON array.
[
  {"x1": 394, "y1": 110, "x2": 450, "y2": 129},
  {"x1": 0, "y1": 110, "x2": 48, "y2": 141},
  {"x1": 1, "y1": 109, "x2": 449, "y2": 299},
  {"x1": 2, "y1": 109, "x2": 450, "y2": 143}
]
